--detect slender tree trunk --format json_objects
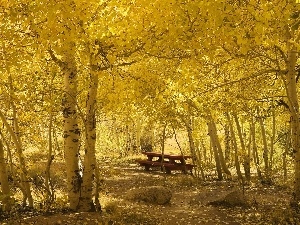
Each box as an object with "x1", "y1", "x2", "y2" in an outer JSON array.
[
  {"x1": 49, "y1": 48, "x2": 81, "y2": 210},
  {"x1": 194, "y1": 139, "x2": 205, "y2": 179},
  {"x1": 79, "y1": 70, "x2": 99, "y2": 212},
  {"x1": 45, "y1": 74, "x2": 56, "y2": 208},
  {"x1": 284, "y1": 42, "x2": 300, "y2": 202},
  {"x1": 200, "y1": 139, "x2": 208, "y2": 165},
  {"x1": 182, "y1": 116, "x2": 197, "y2": 166},
  {"x1": 161, "y1": 124, "x2": 167, "y2": 173},
  {"x1": 0, "y1": 138, "x2": 11, "y2": 211},
  {"x1": 45, "y1": 111, "x2": 54, "y2": 208},
  {"x1": 94, "y1": 163, "x2": 101, "y2": 212},
  {"x1": 209, "y1": 115, "x2": 231, "y2": 177},
  {"x1": 251, "y1": 118, "x2": 262, "y2": 181},
  {"x1": 246, "y1": 129, "x2": 252, "y2": 181},
  {"x1": 283, "y1": 126, "x2": 290, "y2": 183},
  {"x1": 136, "y1": 117, "x2": 142, "y2": 153},
  {"x1": 8, "y1": 75, "x2": 33, "y2": 207},
  {"x1": 226, "y1": 113, "x2": 244, "y2": 182},
  {"x1": 112, "y1": 119, "x2": 122, "y2": 156},
  {"x1": 125, "y1": 124, "x2": 131, "y2": 156},
  {"x1": 270, "y1": 100, "x2": 276, "y2": 174},
  {"x1": 151, "y1": 126, "x2": 155, "y2": 152},
  {"x1": 207, "y1": 121, "x2": 223, "y2": 180},
  {"x1": 258, "y1": 115, "x2": 270, "y2": 182},
  {"x1": 224, "y1": 124, "x2": 231, "y2": 164},
  {"x1": 2, "y1": 47, "x2": 33, "y2": 206},
  {"x1": 173, "y1": 127, "x2": 188, "y2": 173},
  {"x1": 126, "y1": 123, "x2": 134, "y2": 155},
  {"x1": 233, "y1": 113, "x2": 250, "y2": 182},
  {"x1": 0, "y1": 110, "x2": 33, "y2": 207},
  {"x1": 62, "y1": 58, "x2": 81, "y2": 211},
  {"x1": 0, "y1": 131, "x2": 22, "y2": 198},
  {"x1": 209, "y1": 139, "x2": 213, "y2": 165}
]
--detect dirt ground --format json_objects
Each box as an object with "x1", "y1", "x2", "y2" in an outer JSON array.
[{"x1": 1, "y1": 163, "x2": 297, "y2": 225}]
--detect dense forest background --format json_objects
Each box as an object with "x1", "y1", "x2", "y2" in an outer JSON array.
[{"x1": 1, "y1": 0, "x2": 300, "y2": 223}]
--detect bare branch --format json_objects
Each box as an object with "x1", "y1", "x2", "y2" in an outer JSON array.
[
  {"x1": 48, "y1": 48, "x2": 65, "y2": 68},
  {"x1": 274, "y1": 45, "x2": 288, "y2": 63},
  {"x1": 90, "y1": 60, "x2": 137, "y2": 71},
  {"x1": 145, "y1": 51, "x2": 191, "y2": 59},
  {"x1": 198, "y1": 69, "x2": 285, "y2": 96},
  {"x1": 116, "y1": 43, "x2": 145, "y2": 58}
]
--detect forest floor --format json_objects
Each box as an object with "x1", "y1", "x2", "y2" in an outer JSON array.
[{"x1": 1, "y1": 159, "x2": 299, "y2": 225}]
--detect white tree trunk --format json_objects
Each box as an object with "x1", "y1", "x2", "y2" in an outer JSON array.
[
  {"x1": 78, "y1": 70, "x2": 99, "y2": 211},
  {"x1": 250, "y1": 118, "x2": 262, "y2": 180},
  {"x1": 207, "y1": 121, "x2": 223, "y2": 180},
  {"x1": 259, "y1": 115, "x2": 270, "y2": 182},
  {"x1": 233, "y1": 113, "x2": 250, "y2": 182},
  {"x1": 0, "y1": 110, "x2": 33, "y2": 207},
  {"x1": 226, "y1": 112, "x2": 244, "y2": 182},
  {"x1": 285, "y1": 44, "x2": 300, "y2": 202},
  {"x1": 209, "y1": 115, "x2": 231, "y2": 177},
  {"x1": 0, "y1": 138, "x2": 11, "y2": 211},
  {"x1": 62, "y1": 56, "x2": 81, "y2": 210}
]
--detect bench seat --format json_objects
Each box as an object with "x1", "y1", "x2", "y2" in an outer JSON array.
[
  {"x1": 136, "y1": 160, "x2": 172, "y2": 169},
  {"x1": 136, "y1": 159, "x2": 195, "y2": 174}
]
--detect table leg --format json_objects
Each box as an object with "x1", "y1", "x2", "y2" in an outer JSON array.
[{"x1": 165, "y1": 168, "x2": 171, "y2": 174}]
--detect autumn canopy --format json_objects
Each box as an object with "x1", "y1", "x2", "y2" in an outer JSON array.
[{"x1": 0, "y1": 0, "x2": 300, "y2": 216}]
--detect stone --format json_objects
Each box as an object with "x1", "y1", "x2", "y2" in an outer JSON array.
[
  {"x1": 209, "y1": 190, "x2": 249, "y2": 207},
  {"x1": 125, "y1": 186, "x2": 172, "y2": 205}
]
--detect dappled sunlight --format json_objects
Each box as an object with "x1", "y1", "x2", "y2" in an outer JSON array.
[{"x1": 0, "y1": 0, "x2": 300, "y2": 224}]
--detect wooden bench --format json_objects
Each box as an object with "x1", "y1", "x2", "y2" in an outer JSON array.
[
  {"x1": 136, "y1": 159, "x2": 195, "y2": 174},
  {"x1": 163, "y1": 163, "x2": 195, "y2": 174}
]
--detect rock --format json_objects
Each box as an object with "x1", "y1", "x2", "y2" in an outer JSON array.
[
  {"x1": 190, "y1": 190, "x2": 224, "y2": 206},
  {"x1": 125, "y1": 186, "x2": 172, "y2": 205},
  {"x1": 209, "y1": 190, "x2": 249, "y2": 207}
]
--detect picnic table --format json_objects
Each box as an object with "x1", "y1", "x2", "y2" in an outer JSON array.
[{"x1": 136, "y1": 152, "x2": 195, "y2": 174}]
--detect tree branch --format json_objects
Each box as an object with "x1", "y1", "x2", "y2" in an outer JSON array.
[
  {"x1": 48, "y1": 48, "x2": 65, "y2": 68},
  {"x1": 90, "y1": 60, "x2": 137, "y2": 71},
  {"x1": 274, "y1": 45, "x2": 288, "y2": 63},
  {"x1": 197, "y1": 69, "x2": 285, "y2": 96}
]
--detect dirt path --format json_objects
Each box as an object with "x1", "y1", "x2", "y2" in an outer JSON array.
[
  {"x1": 1, "y1": 163, "x2": 293, "y2": 225},
  {"x1": 102, "y1": 165, "x2": 242, "y2": 224}
]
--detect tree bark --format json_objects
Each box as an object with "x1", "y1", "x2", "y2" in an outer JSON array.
[
  {"x1": 284, "y1": 43, "x2": 300, "y2": 202},
  {"x1": 207, "y1": 121, "x2": 223, "y2": 180},
  {"x1": 136, "y1": 117, "x2": 142, "y2": 153},
  {"x1": 200, "y1": 139, "x2": 207, "y2": 166},
  {"x1": 160, "y1": 124, "x2": 167, "y2": 174},
  {"x1": 50, "y1": 48, "x2": 82, "y2": 210},
  {"x1": 269, "y1": 100, "x2": 276, "y2": 175},
  {"x1": 182, "y1": 116, "x2": 197, "y2": 167},
  {"x1": 61, "y1": 56, "x2": 81, "y2": 211},
  {"x1": 233, "y1": 113, "x2": 250, "y2": 182},
  {"x1": 78, "y1": 70, "x2": 99, "y2": 212},
  {"x1": 45, "y1": 74, "x2": 56, "y2": 209},
  {"x1": 283, "y1": 125, "x2": 290, "y2": 183},
  {"x1": 45, "y1": 111, "x2": 54, "y2": 209},
  {"x1": 250, "y1": 118, "x2": 262, "y2": 181},
  {"x1": 209, "y1": 115, "x2": 231, "y2": 177},
  {"x1": 0, "y1": 138, "x2": 11, "y2": 211},
  {"x1": 0, "y1": 110, "x2": 33, "y2": 207},
  {"x1": 258, "y1": 114, "x2": 271, "y2": 182},
  {"x1": 226, "y1": 113, "x2": 244, "y2": 183},
  {"x1": 194, "y1": 139, "x2": 206, "y2": 179},
  {"x1": 8, "y1": 75, "x2": 34, "y2": 207},
  {"x1": 224, "y1": 124, "x2": 231, "y2": 164}
]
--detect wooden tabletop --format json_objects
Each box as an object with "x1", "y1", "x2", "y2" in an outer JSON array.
[{"x1": 142, "y1": 152, "x2": 192, "y2": 159}]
